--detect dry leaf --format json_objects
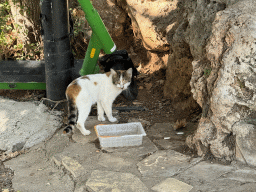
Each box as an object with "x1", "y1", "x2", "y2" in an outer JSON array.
[{"x1": 174, "y1": 119, "x2": 187, "y2": 130}]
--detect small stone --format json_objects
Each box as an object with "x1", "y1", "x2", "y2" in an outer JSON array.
[
  {"x1": 152, "y1": 178, "x2": 193, "y2": 192},
  {"x1": 98, "y1": 153, "x2": 132, "y2": 171},
  {"x1": 178, "y1": 161, "x2": 235, "y2": 182}
]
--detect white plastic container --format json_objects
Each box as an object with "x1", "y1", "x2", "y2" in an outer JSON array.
[{"x1": 94, "y1": 122, "x2": 147, "y2": 148}]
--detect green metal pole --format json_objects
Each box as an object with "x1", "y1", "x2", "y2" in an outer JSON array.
[
  {"x1": 0, "y1": 82, "x2": 46, "y2": 90},
  {"x1": 78, "y1": 0, "x2": 116, "y2": 76},
  {"x1": 78, "y1": 0, "x2": 116, "y2": 53},
  {"x1": 79, "y1": 32, "x2": 102, "y2": 75}
]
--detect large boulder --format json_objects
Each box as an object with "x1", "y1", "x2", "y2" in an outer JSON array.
[
  {"x1": 164, "y1": 0, "x2": 227, "y2": 114},
  {"x1": 187, "y1": 0, "x2": 256, "y2": 165},
  {"x1": 0, "y1": 98, "x2": 62, "y2": 154},
  {"x1": 123, "y1": 0, "x2": 171, "y2": 52},
  {"x1": 116, "y1": 0, "x2": 177, "y2": 71}
]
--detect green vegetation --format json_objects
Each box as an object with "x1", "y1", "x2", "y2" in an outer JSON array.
[
  {"x1": 0, "y1": 0, "x2": 12, "y2": 60},
  {"x1": 0, "y1": 1, "x2": 89, "y2": 61},
  {"x1": 0, "y1": 0, "x2": 43, "y2": 61},
  {"x1": 204, "y1": 68, "x2": 212, "y2": 78},
  {"x1": 236, "y1": 77, "x2": 245, "y2": 88}
]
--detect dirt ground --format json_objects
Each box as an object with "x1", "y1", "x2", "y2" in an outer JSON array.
[{"x1": 0, "y1": 70, "x2": 201, "y2": 191}]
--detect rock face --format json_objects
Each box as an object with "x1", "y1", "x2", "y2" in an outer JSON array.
[
  {"x1": 164, "y1": 0, "x2": 227, "y2": 114},
  {"x1": 187, "y1": 0, "x2": 256, "y2": 165}
]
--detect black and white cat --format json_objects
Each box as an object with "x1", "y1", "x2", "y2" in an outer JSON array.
[{"x1": 63, "y1": 68, "x2": 133, "y2": 135}]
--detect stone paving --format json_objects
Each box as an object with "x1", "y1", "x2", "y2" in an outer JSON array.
[{"x1": 2, "y1": 115, "x2": 256, "y2": 192}]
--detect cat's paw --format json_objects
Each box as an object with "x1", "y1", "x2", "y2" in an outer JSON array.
[
  {"x1": 98, "y1": 116, "x2": 106, "y2": 122},
  {"x1": 80, "y1": 129, "x2": 91, "y2": 136},
  {"x1": 108, "y1": 117, "x2": 117, "y2": 122}
]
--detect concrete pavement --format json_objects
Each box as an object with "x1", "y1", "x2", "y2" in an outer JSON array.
[{"x1": 1, "y1": 98, "x2": 256, "y2": 192}]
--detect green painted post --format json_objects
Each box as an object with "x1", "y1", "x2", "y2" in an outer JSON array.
[
  {"x1": 79, "y1": 33, "x2": 102, "y2": 75},
  {"x1": 78, "y1": 0, "x2": 116, "y2": 76}
]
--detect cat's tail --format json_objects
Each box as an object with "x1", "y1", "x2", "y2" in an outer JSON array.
[{"x1": 63, "y1": 99, "x2": 77, "y2": 135}]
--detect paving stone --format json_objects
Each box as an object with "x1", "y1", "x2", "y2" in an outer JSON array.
[
  {"x1": 222, "y1": 183, "x2": 256, "y2": 192},
  {"x1": 177, "y1": 161, "x2": 235, "y2": 183},
  {"x1": 102, "y1": 137, "x2": 158, "y2": 161},
  {"x1": 86, "y1": 170, "x2": 148, "y2": 192},
  {"x1": 140, "y1": 177, "x2": 167, "y2": 191},
  {"x1": 53, "y1": 142, "x2": 101, "y2": 177},
  {"x1": 4, "y1": 150, "x2": 74, "y2": 192},
  {"x1": 137, "y1": 150, "x2": 192, "y2": 178},
  {"x1": 61, "y1": 156, "x2": 86, "y2": 178},
  {"x1": 152, "y1": 178, "x2": 193, "y2": 192},
  {"x1": 222, "y1": 168, "x2": 256, "y2": 183},
  {"x1": 98, "y1": 153, "x2": 133, "y2": 171},
  {"x1": 45, "y1": 129, "x2": 70, "y2": 158}
]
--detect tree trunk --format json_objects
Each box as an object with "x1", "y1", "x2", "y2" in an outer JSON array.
[{"x1": 8, "y1": 0, "x2": 41, "y2": 44}]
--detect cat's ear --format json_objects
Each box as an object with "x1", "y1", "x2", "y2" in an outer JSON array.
[
  {"x1": 126, "y1": 68, "x2": 133, "y2": 78},
  {"x1": 110, "y1": 68, "x2": 117, "y2": 76}
]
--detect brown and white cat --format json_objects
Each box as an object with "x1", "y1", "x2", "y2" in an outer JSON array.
[{"x1": 63, "y1": 68, "x2": 133, "y2": 136}]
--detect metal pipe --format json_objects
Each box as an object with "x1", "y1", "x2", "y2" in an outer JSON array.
[
  {"x1": 79, "y1": 32, "x2": 102, "y2": 75},
  {"x1": 78, "y1": 0, "x2": 116, "y2": 53},
  {"x1": 78, "y1": 0, "x2": 116, "y2": 76},
  {"x1": 41, "y1": 0, "x2": 72, "y2": 101}
]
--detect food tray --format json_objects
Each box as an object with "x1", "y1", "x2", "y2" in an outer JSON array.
[{"x1": 94, "y1": 122, "x2": 146, "y2": 148}]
